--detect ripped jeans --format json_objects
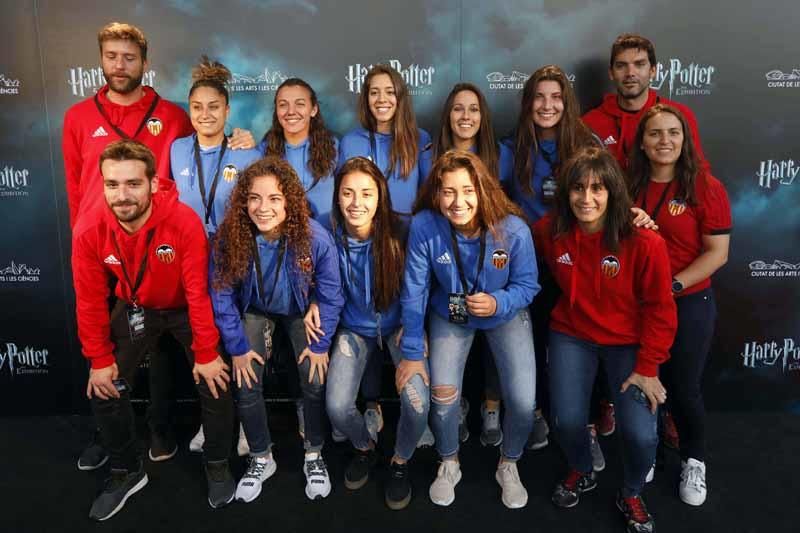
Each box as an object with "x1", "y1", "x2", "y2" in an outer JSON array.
[
  {"x1": 428, "y1": 310, "x2": 536, "y2": 461},
  {"x1": 326, "y1": 327, "x2": 430, "y2": 461}
]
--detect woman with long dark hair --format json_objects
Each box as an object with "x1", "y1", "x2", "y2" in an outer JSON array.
[
  {"x1": 534, "y1": 147, "x2": 676, "y2": 532},
  {"x1": 629, "y1": 104, "x2": 731, "y2": 507},
  {"x1": 209, "y1": 157, "x2": 343, "y2": 503}
]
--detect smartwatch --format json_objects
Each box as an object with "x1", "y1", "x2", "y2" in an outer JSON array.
[{"x1": 672, "y1": 278, "x2": 684, "y2": 294}]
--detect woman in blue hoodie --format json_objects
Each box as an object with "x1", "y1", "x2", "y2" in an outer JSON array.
[
  {"x1": 209, "y1": 157, "x2": 343, "y2": 503},
  {"x1": 402, "y1": 150, "x2": 539, "y2": 509}
]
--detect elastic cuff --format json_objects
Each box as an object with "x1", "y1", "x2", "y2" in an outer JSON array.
[
  {"x1": 633, "y1": 359, "x2": 658, "y2": 377},
  {"x1": 90, "y1": 354, "x2": 116, "y2": 370}
]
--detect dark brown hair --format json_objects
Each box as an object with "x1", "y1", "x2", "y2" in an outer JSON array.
[
  {"x1": 435, "y1": 83, "x2": 499, "y2": 178},
  {"x1": 610, "y1": 33, "x2": 656, "y2": 68},
  {"x1": 99, "y1": 139, "x2": 156, "y2": 178},
  {"x1": 332, "y1": 157, "x2": 405, "y2": 312},
  {"x1": 97, "y1": 22, "x2": 148, "y2": 60},
  {"x1": 189, "y1": 55, "x2": 231, "y2": 104},
  {"x1": 358, "y1": 65, "x2": 420, "y2": 179}
]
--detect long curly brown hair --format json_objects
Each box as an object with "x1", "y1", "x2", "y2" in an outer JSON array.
[
  {"x1": 212, "y1": 157, "x2": 312, "y2": 289},
  {"x1": 262, "y1": 78, "x2": 337, "y2": 186}
]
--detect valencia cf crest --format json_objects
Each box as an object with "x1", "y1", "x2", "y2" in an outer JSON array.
[
  {"x1": 222, "y1": 164, "x2": 239, "y2": 182},
  {"x1": 146, "y1": 117, "x2": 163, "y2": 136},
  {"x1": 156, "y1": 244, "x2": 176, "y2": 264},
  {"x1": 600, "y1": 255, "x2": 620, "y2": 278},
  {"x1": 668, "y1": 199, "x2": 687, "y2": 216},
  {"x1": 297, "y1": 256, "x2": 313, "y2": 274},
  {"x1": 491, "y1": 249, "x2": 509, "y2": 270}
]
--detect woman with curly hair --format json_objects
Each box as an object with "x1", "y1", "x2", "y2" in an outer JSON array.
[
  {"x1": 402, "y1": 150, "x2": 539, "y2": 509},
  {"x1": 209, "y1": 157, "x2": 343, "y2": 503},
  {"x1": 261, "y1": 78, "x2": 338, "y2": 226}
]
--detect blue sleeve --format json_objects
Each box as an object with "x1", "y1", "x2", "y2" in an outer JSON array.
[
  {"x1": 489, "y1": 224, "x2": 540, "y2": 316},
  {"x1": 498, "y1": 141, "x2": 514, "y2": 186},
  {"x1": 208, "y1": 253, "x2": 249, "y2": 356},
  {"x1": 418, "y1": 129, "x2": 433, "y2": 187},
  {"x1": 337, "y1": 131, "x2": 369, "y2": 170},
  {"x1": 309, "y1": 231, "x2": 344, "y2": 354},
  {"x1": 400, "y1": 216, "x2": 432, "y2": 361},
  {"x1": 256, "y1": 138, "x2": 267, "y2": 155}
]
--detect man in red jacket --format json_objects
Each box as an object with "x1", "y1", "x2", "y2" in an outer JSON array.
[
  {"x1": 73, "y1": 140, "x2": 234, "y2": 520},
  {"x1": 582, "y1": 33, "x2": 708, "y2": 172}
]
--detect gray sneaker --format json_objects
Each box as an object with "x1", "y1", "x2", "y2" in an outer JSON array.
[
  {"x1": 429, "y1": 460, "x2": 462, "y2": 506},
  {"x1": 89, "y1": 463, "x2": 148, "y2": 521},
  {"x1": 589, "y1": 425, "x2": 606, "y2": 472},
  {"x1": 364, "y1": 404, "x2": 384, "y2": 443},
  {"x1": 417, "y1": 425, "x2": 435, "y2": 448},
  {"x1": 496, "y1": 461, "x2": 528, "y2": 509},
  {"x1": 526, "y1": 411, "x2": 549, "y2": 450},
  {"x1": 458, "y1": 397, "x2": 470, "y2": 443},
  {"x1": 480, "y1": 402, "x2": 503, "y2": 447}
]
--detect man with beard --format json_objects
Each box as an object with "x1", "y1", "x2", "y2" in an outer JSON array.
[
  {"x1": 583, "y1": 33, "x2": 708, "y2": 172},
  {"x1": 73, "y1": 140, "x2": 235, "y2": 519}
]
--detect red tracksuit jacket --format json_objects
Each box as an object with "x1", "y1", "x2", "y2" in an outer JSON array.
[
  {"x1": 582, "y1": 90, "x2": 707, "y2": 172},
  {"x1": 62, "y1": 85, "x2": 193, "y2": 228},
  {"x1": 533, "y1": 215, "x2": 677, "y2": 377},
  {"x1": 71, "y1": 180, "x2": 219, "y2": 370}
]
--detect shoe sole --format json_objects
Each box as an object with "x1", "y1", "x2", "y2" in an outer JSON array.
[
  {"x1": 148, "y1": 445, "x2": 178, "y2": 462},
  {"x1": 599, "y1": 427, "x2": 615, "y2": 437},
  {"x1": 496, "y1": 472, "x2": 528, "y2": 509},
  {"x1": 429, "y1": 471, "x2": 461, "y2": 507},
  {"x1": 480, "y1": 432, "x2": 503, "y2": 447},
  {"x1": 552, "y1": 482, "x2": 598, "y2": 509},
  {"x1": 344, "y1": 473, "x2": 369, "y2": 491},
  {"x1": 305, "y1": 483, "x2": 332, "y2": 500},
  {"x1": 78, "y1": 454, "x2": 109, "y2": 471},
  {"x1": 235, "y1": 461, "x2": 277, "y2": 503},
  {"x1": 679, "y1": 490, "x2": 706, "y2": 506},
  {"x1": 208, "y1": 490, "x2": 235, "y2": 509},
  {"x1": 188, "y1": 444, "x2": 203, "y2": 453},
  {"x1": 593, "y1": 462, "x2": 606, "y2": 472},
  {"x1": 386, "y1": 490, "x2": 412, "y2": 510},
  {"x1": 527, "y1": 437, "x2": 549, "y2": 451},
  {"x1": 93, "y1": 474, "x2": 149, "y2": 521}
]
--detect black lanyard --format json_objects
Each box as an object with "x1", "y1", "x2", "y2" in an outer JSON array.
[
  {"x1": 539, "y1": 146, "x2": 557, "y2": 173},
  {"x1": 449, "y1": 226, "x2": 487, "y2": 295},
  {"x1": 93, "y1": 92, "x2": 160, "y2": 140},
  {"x1": 193, "y1": 136, "x2": 228, "y2": 225},
  {"x1": 640, "y1": 179, "x2": 674, "y2": 221},
  {"x1": 110, "y1": 229, "x2": 156, "y2": 307},
  {"x1": 253, "y1": 234, "x2": 287, "y2": 310}
]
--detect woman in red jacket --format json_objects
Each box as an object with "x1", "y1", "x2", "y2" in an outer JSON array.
[
  {"x1": 628, "y1": 104, "x2": 731, "y2": 507},
  {"x1": 534, "y1": 146, "x2": 676, "y2": 533}
]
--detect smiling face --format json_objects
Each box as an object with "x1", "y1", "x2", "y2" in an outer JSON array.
[
  {"x1": 449, "y1": 89, "x2": 481, "y2": 147},
  {"x1": 641, "y1": 112, "x2": 684, "y2": 168},
  {"x1": 247, "y1": 175, "x2": 287, "y2": 239},
  {"x1": 610, "y1": 47, "x2": 656, "y2": 101},
  {"x1": 438, "y1": 167, "x2": 479, "y2": 232},
  {"x1": 368, "y1": 73, "x2": 397, "y2": 132},
  {"x1": 276, "y1": 84, "x2": 318, "y2": 142},
  {"x1": 569, "y1": 172, "x2": 609, "y2": 234},
  {"x1": 102, "y1": 158, "x2": 157, "y2": 231},
  {"x1": 532, "y1": 80, "x2": 564, "y2": 139},
  {"x1": 338, "y1": 170, "x2": 379, "y2": 238},
  {"x1": 189, "y1": 86, "x2": 229, "y2": 141},
  {"x1": 100, "y1": 39, "x2": 146, "y2": 95}
]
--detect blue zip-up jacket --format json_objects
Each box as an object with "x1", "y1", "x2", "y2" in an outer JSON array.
[
  {"x1": 333, "y1": 226, "x2": 402, "y2": 339},
  {"x1": 400, "y1": 210, "x2": 540, "y2": 361},
  {"x1": 171, "y1": 134, "x2": 261, "y2": 235},
  {"x1": 338, "y1": 127, "x2": 433, "y2": 216},
  {"x1": 258, "y1": 136, "x2": 339, "y2": 228},
  {"x1": 500, "y1": 137, "x2": 557, "y2": 224},
  {"x1": 210, "y1": 218, "x2": 344, "y2": 356}
]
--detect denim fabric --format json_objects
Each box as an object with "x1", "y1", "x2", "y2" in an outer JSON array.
[
  {"x1": 327, "y1": 328, "x2": 430, "y2": 461},
  {"x1": 549, "y1": 330, "x2": 658, "y2": 497},
  {"x1": 428, "y1": 310, "x2": 536, "y2": 461}
]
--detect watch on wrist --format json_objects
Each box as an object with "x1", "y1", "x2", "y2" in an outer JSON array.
[{"x1": 672, "y1": 278, "x2": 684, "y2": 294}]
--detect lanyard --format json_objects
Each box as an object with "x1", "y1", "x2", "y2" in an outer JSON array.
[
  {"x1": 539, "y1": 146, "x2": 557, "y2": 173},
  {"x1": 93, "y1": 92, "x2": 160, "y2": 140},
  {"x1": 640, "y1": 179, "x2": 674, "y2": 221},
  {"x1": 110, "y1": 229, "x2": 156, "y2": 307},
  {"x1": 449, "y1": 226, "x2": 487, "y2": 295},
  {"x1": 193, "y1": 136, "x2": 229, "y2": 225},
  {"x1": 252, "y1": 234, "x2": 287, "y2": 310}
]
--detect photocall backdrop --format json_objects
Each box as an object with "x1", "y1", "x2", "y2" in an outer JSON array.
[{"x1": 1, "y1": 0, "x2": 798, "y2": 415}]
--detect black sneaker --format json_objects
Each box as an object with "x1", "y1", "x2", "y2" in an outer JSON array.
[
  {"x1": 616, "y1": 491, "x2": 656, "y2": 533},
  {"x1": 344, "y1": 447, "x2": 378, "y2": 490},
  {"x1": 551, "y1": 469, "x2": 597, "y2": 508},
  {"x1": 205, "y1": 459, "x2": 235, "y2": 509},
  {"x1": 385, "y1": 461, "x2": 412, "y2": 510},
  {"x1": 88, "y1": 463, "x2": 148, "y2": 521},
  {"x1": 78, "y1": 441, "x2": 109, "y2": 471},
  {"x1": 148, "y1": 431, "x2": 177, "y2": 462}
]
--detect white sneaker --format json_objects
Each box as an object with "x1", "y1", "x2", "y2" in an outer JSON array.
[
  {"x1": 679, "y1": 458, "x2": 707, "y2": 506},
  {"x1": 429, "y1": 460, "x2": 462, "y2": 506},
  {"x1": 189, "y1": 426, "x2": 205, "y2": 453},
  {"x1": 331, "y1": 425, "x2": 348, "y2": 443},
  {"x1": 496, "y1": 461, "x2": 528, "y2": 509},
  {"x1": 235, "y1": 454, "x2": 277, "y2": 503},
  {"x1": 303, "y1": 452, "x2": 332, "y2": 500},
  {"x1": 364, "y1": 405, "x2": 384, "y2": 443},
  {"x1": 646, "y1": 464, "x2": 655, "y2": 483},
  {"x1": 236, "y1": 423, "x2": 250, "y2": 457},
  {"x1": 417, "y1": 425, "x2": 435, "y2": 448},
  {"x1": 296, "y1": 400, "x2": 305, "y2": 439}
]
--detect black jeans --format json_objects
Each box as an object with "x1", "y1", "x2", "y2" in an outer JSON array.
[
  {"x1": 92, "y1": 305, "x2": 233, "y2": 470},
  {"x1": 660, "y1": 288, "x2": 716, "y2": 461}
]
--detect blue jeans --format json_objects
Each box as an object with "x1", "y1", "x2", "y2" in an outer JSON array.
[
  {"x1": 235, "y1": 312, "x2": 326, "y2": 455},
  {"x1": 549, "y1": 330, "x2": 658, "y2": 497},
  {"x1": 326, "y1": 327, "x2": 430, "y2": 461},
  {"x1": 428, "y1": 310, "x2": 536, "y2": 461}
]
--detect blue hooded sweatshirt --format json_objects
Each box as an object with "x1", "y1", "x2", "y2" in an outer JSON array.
[
  {"x1": 499, "y1": 137, "x2": 558, "y2": 224},
  {"x1": 400, "y1": 210, "x2": 540, "y2": 361},
  {"x1": 210, "y1": 218, "x2": 344, "y2": 356},
  {"x1": 171, "y1": 134, "x2": 261, "y2": 235},
  {"x1": 338, "y1": 127, "x2": 433, "y2": 216}
]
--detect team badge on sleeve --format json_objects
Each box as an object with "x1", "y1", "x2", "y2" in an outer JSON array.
[
  {"x1": 668, "y1": 199, "x2": 687, "y2": 216},
  {"x1": 155, "y1": 244, "x2": 176, "y2": 264},
  {"x1": 222, "y1": 164, "x2": 239, "y2": 182},
  {"x1": 491, "y1": 249, "x2": 509, "y2": 270},
  {"x1": 146, "y1": 117, "x2": 163, "y2": 136},
  {"x1": 600, "y1": 255, "x2": 620, "y2": 278}
]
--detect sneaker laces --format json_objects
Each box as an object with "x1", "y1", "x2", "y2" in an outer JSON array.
[
  {"x1": 437, "y1": 461, "x2": 459, "y2": 483},
  {"x1": 306, "y1": 457, "x2": 328, "y2": 478},
  {"x1": 624, "y1": 495, "x2": 651, "y2": 524},
  {"x1": 682, "y1": 463, "x2": 706, "y2": 491},
  {"x1": 206, "y1": 461, "x2": 229, "y2": 483},
  {"x1": 243, "y1": 457, "x2": 268, "y2": 480},
  {"x1": 389, "y1": 461, "x2": 408, "y2": 479},
  {"x1": 498, "y1": 462, "x2": 520, "y2": 483}
]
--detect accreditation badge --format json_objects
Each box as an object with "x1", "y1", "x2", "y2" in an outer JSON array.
[
  {"x1": 263, "y1": 320, "x2": 274, "y2": 360},
  {"x1": 127, "y1": 305, "x2": 146, "y2": 342},
  {"x1": 448, "y1": 293, "x2": 468, "y2": 324},
  {"x1": 542, "y1": 176, "x2": 557, "y2": 203}
]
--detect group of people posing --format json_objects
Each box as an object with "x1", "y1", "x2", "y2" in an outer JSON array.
[{"x1": 64, "y1": 22, "x2": 732, "y2": 533}]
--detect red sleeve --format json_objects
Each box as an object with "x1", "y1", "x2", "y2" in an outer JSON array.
[
  {"x1": 178, "y1": 108, "x2": 194, "y2": 138},
  {"x1": 178, "y1": 209, "x2": 220, "y2": 364},
  {"x1": 62, "y1": 109, "x2": 84, "y2": 229},
  {"x1": 698, "y1": 175, "x2": 732, "y2": 235},
  {"x1": 633, "y1": 233, "x2": 677, "y2": 376},
  {"x1": 72, "y1": 229, "x2": 116, "y2": 369}
]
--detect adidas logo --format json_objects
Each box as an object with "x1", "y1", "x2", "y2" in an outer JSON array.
[
  {"x1": 92, "y1": 126, "x2": 109, "y2": 138},
  {"x1": 180, "y1": 167, "x2": 190, "y2": 177},
  {"x1": 603, "y1": 135, "x2": 617, "y2": 145},
  {"x1": 103, "y1": 254, "x2": 121, "y2": 265},
  {"x1": 557, "y1": 253, "x2": 573, "y2": 266},
  {"x1": 436, "y1": 252, "x2": 452, "y2": 265}
]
